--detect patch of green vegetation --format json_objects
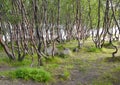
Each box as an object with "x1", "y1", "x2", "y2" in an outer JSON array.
[
  {"x1": 93, "y1": 68, "x2": 120, "y2": 85},
  {"x1": 102, "y1": 72, "x2": 117, "y2": 82},
  {"x1": 57, "y1": 44, "x2": 64, "y2": 50},
  {"x1": 92, "y1": 80, "x2": 113, "y2": 85},
  {"x1": 112, "y1": 66, "x2": 120, "y2": 72},
  {"x1": 103, "y1": 43, "x2": 114, "y2": 49},
  {"x1": 0, "y1": 54, "x2": 37, "y2": 67},
  {"x1": 57, "y1": 40, "x2": 77, "y2": 51},
  {"x1": 104, "y1": 57, "x2": 120, "y2": 62},
  {"x1": 86, "y1": 46, "x2": 102, "y2": 52},
  {"x1": 78, "y1": 61, "x2": 91, "y2": 72},
  {"x1": 0, "y1": 45, "x2": 4, "y2": 51},
  {"x1": 101, "y1": 47, "x2": 114, "y2": 54},
  {"x1": 0, "y1": 39, "x2": 120, "y2": 84},
  {"x1": 45, "y1": 64, "x2": 59, "y2": 70},
  {"x1": 58, "y1": 53, "x2": 72, "y2": 58},
  {"x1": 9, "y1": 59, "x2": 31, "y2": 67},
  {"x1": 59, "y1": 70, "x2": 70, "y2": 80},
  {"x1": 79, "y1": 65, "x2": 88, "y2": 72},
  {"x1": 64, "y1": 64, "x2": 74, "y2": 69},
  {"x1": 0, "y1": 57, "x2": 10, "y2": 65},
  {"x1": 44, "y1": 56, "x2": 64, "y2": 64},
  {"x1": 102, "y1": 72, "x2": 120, "y2": 84},
  {"x1": 7, "y1": 67, "x2": 52, "y2": 82},
  {"x1": 63, "y1": 70, "x2": 70, "y2": 80},
  {"x1": 116, "y1": 42, "x2": 120, "y2": 45}
]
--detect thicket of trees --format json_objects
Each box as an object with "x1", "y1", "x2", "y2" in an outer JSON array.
[{"x1": 0, "y1": 0, "x2": 119, "y2": 65}]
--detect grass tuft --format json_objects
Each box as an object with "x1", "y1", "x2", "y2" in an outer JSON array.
[{"x1": 8, "y1": 67, "x2": 52, "y2": 82}]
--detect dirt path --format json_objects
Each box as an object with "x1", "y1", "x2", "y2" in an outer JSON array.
[{"x1": 52, "y1": 52, "x2": 120, "y2": 85}]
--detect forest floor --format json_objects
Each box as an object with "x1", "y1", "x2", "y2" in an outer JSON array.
[{"x1": 0, "y1": 40, "x2": 120, "y2": 85}]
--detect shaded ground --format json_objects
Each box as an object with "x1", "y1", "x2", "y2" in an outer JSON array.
[{"x1": 1, "y1": 52, "x2": 120, "y2": 85}]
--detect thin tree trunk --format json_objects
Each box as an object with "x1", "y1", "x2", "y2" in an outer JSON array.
[{"x1": 33, "y1": 0, "x2": 43, "y2": 66}]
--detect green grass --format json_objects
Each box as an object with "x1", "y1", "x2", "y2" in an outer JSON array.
[
  {"x1": 91, "y1": 56, "x2": 120, "y2": 85},
  {"x1": 57, "y1": 69, "x2": 70, "y2": 81},
  {"x1": 0, "y1": 53, "x2": 37, "y2": 67},
  {"x1": 0, "y1": 45, "x2": 4, "y2": 51},
  {"x1": 62, "y1": 70, "x2": 70, "y2": 80},
  {"x1": 86, "y1": 46, "x2": 102, "y2": 52},
  {"x1": 0, "y1": 57, "x2": 10, "y2": 65},
  {"x1": 9, "y1": 59, "x2": 31, "y2": 67},
  {"x1": 112, "y1": 66, "x2": 120, "y2": 72},
  {"x1": 92, "y1": 80, "x2": 113, "y2": 85},
  {"x1": 57, "y1": 39, "x2": 78, "y2": 51},
  {"x1": 92, "y1": 69, "x2": 120, "y2": 85},
  {"x1": 6, "y1": 67, "x2": 52, "y2": 82},
  {"x1": 44, "y1": 56, "x2": 64, "y2": 64}
]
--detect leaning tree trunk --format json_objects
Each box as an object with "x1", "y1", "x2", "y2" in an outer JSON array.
[{"x1": 0, "y1": 34, "x2": 15, "y2": 60}]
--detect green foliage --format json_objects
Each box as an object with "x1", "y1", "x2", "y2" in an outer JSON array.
[{"x1": 9, "y1": 67, "x2": 52, "y2": 82}]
